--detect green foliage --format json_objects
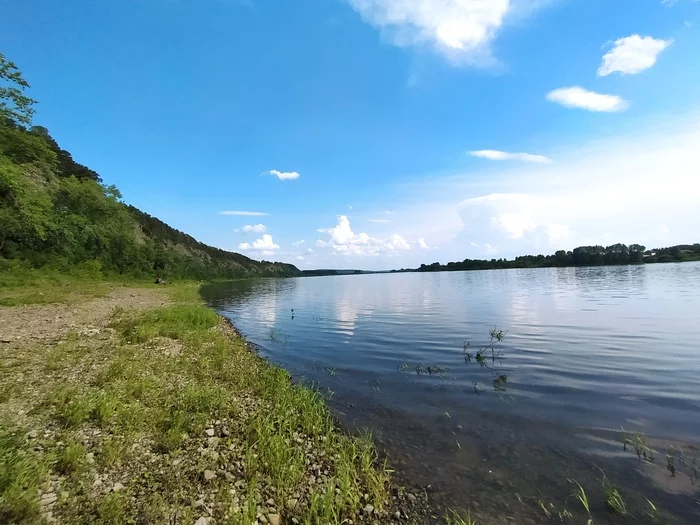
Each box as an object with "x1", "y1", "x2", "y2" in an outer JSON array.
[
  {"x1": 0, "y1": 52, "x2": 300, "y2": 280},
  {"x1": 0, "y1": 116, "x2": 300, "y2": 280},
  {"x1": 0, "y1": 52, "x2": 36, "y2": 126}
]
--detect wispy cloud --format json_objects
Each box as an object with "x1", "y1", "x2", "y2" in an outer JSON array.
[
  {"x1": 238, "y1": 233, "x2": 280, "y2": 251},
  {"x1": 266, "y1": 169, "x2": 300, "y2": 180},
  {"x1": 470, "y1": 150, "x2": 552, "y2": 163},
  {"x1": 292, "y1": 240, "x2": 306, "y2": 247},
  {"x1": 347, "y1": 0, "x2": 549, "y2": 65},
  {"x1": 220, "y1": 210, "x2": 269, "y2": 216},
  {"x1": 598, "y1": 35, "x2": 672, "y2": 76},
  {"x1": 546, "y1": 86, "x2": 629, "y2": 112},
  {"x1": 368, "y1": 219, "x2": 393, "y2": 223}
]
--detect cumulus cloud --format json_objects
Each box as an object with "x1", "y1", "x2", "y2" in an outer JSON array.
[
  {"x1": 316, "y1": 215, "x2": 412, "y2": 256},
  {"x1": 546, "y1": 86, "x2": 629, "y2": 112},
  {"x1": 347, "y1": 0, "x2": 547, "y2": 64},
  {"x1": 418, "y1": 237, "x2": 429, "y2": 249},
  {"x1": 241, "y1": 224, "x2": 267, "y2": 233},
  {"x1": 292, "y1": 240, "x2": 306, "y2": 247},
  {"x1": 220, "y1": 210, "x2": 269, "y2": 216},
  {"x1": 597, "y1": 35, "x2": 672, "y2": 76},
  {"x1": 295, "y1": 255, "x2": 305, "y2": 261},
  {"x1": 470, "y1": 150, "x2": 552, "y2": 163},
  {"x1": 238, "y1": 234, "x2": 280, "y2": 251},
  {"x1": 266, "y1": 169, "x2": 300, "y2": 180}
]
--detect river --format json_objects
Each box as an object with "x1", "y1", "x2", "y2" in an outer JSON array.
[{"x1": 202, "y1": 263, "x2": 700, "y2": 524}]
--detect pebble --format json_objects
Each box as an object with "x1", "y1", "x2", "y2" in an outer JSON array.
[
  {"x1": 41, "y1": 493, "x2": 58, "y2": 506},
  {"x1": 395, "y1": 511, "x2": 402, "y2": 519},
  {"x1": 407, "y1": 493, "x2": 417, "y2": 503},
  {"x1": 173, "y1": 458, "x2": 183, "y2": 467},
  {"x1": 112, "y1": 483, "x2": 125, "y2": 492},
  {"x1": 194, "y1": 518, "x2": 210, "y2": 525},
  {"x1": 205, "y1": 428, "x2": 215, "y2": 437},
  {"x1": 286, "y1": 498, "x2": 298, "y2": 509},
  {"x1": 363, "y1": 504, "x2": 374, "y2": 514},
  {"x1": 203, "y1": 470, "x2": 216, "y2": 481},
  {"x1": 268, "y1": 514, "x2": 280, "y2": 525},
  {"x1": 28, "y1": 430, "x2": 38, "y2": 439},
  {"x1": 194, "y1": 498, "x2": 205, "y2": 508}
]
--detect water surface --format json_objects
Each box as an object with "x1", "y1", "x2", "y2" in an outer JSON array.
[{"x1": 202, "y1": 264, "x2": 700, "y2": 524}]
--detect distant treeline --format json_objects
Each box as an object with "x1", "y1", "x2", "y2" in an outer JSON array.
[
  {"x1": 415, "y1": 243, "x2": 700, "y2": 273},
  {"x1": 0, "y1": 52, "x2": 300, "y2": 280}
]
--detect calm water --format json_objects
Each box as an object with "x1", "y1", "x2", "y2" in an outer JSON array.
[{"x1": 202, "y1": 263, "x2": 700, "y2": 524}]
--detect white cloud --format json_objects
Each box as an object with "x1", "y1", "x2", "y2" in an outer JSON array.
[
  {"x1": 347, "y1": 0, "x2": 548, "y2": 64},
  {"x1": 662, "y1": 0, "x2": 678, "y2": 6},
  {"x1": 470, "y1": 150, "x2": 552, "y2": 163},
  {"x1": 266, "y1": 169, "x2": 300, "y2": 180},
  {"x1": 238, "y1": 234, "x2": 280, "y2": 251},
  {"x1": 368, "y1": 219, "x2": 393, "y2": 223},
  {"x1": 220, "y1": 210, "x2": 269, "y2": 216},
  {"x1": 316, "y1": 215, "x2": 413, "y2": 256},
  {"x1": 348, "y1": 205, "x2": 354, "y2": 210},
  {"x1": 241, "y1": 224, "x2": 267, "y2": 233},
  {"x1": 292, "y1": 240, "x2": 306, "y2": 247},
  {"x1": 546, "y1": 86, "x2": 629, "y2": 112},
  {"x1": 450, "y1": 117, "x2": 700, "y2": 252},
  {"x1": 387, "y1": 234, "x2": 411, "y2": 250},
  {"x1": 418, "y1": 237, "x2": 429, "y2": 249},
  {"x1": 597, "y1": 35, "x2": 672, "y2": 77},
  {"x1": 295, "y1": 255, "x2": 305, "y2": 261}
]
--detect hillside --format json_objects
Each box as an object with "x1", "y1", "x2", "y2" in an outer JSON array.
[
  {"x1": 0, "y1": 119, "x2": 300, "y2": 279},
  {"x1": 0, "y1": 56, "x2": 298, "y2": 280}
]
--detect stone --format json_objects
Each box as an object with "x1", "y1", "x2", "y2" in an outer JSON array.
[
  {"x1": 395, "y1": 511, "x2": 401, "y2": 519},
  {"x1": 41, "y1": 493, "x2": 58, "y2": 506},
  {"x1": 112, "y1": 483, "x2": 125, "y2": 492},
  {"x1": 286, "y1": 498, "x2": 298, "y2": 510},
  {"x1": 194, "y1": 518, "x2": 210, "y2": 525},
  {"x1": 28, "y1": 430, "x2": 38, "y2": 439},
  {"x1": 203, "y1": 470, "x2": 216, "y2": 481},
  {"x1": 205, "y1": 428, "x2": 215, "y2": 437},
  {"x1": 194, "y1": 498, "x2": 205, "y2": 509},
  {"x1": 268, "y1": 514, "x2": 280, "y2": 525},
  {"x1": 407, "y1": 493, "x2": 417, "y2": 503},
  {"x1": 173, "y1": 458, "x2": 183, "y2": 467},
  {"x1": 363, "y1": 504, "x2": 374, "y2": 514},
  {"x1": 86, "y1": 453, "x2": 95, "y2": 464}
]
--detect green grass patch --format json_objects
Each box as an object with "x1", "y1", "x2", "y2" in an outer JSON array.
[
  {"x1": 112, "y1": 305, "x2": 219, "y2": 343},
  {"x1": 0, "y1": 428, "x2": 47, "y2": 524}
]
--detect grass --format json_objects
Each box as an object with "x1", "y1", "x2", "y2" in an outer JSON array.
[
  {"x1": 0, "y1": 429, "x2": 48, "y2": 523},
  {"x1": 0, "y1": 280, "x2": 403, "y2": 524},
  {"x1": 445, "y1": 508, "x2": 475, "y2": 524},
  {"x1": 602, "y1": 475, "x2": 627, "y2": 515},
  {"x1": 0, "y1": 261, "x2": 118, "y2": 306}
]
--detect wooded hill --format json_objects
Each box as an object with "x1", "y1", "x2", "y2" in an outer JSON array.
[{"x1": 0, "y1": 52, "x2": 300, "y2": 280}]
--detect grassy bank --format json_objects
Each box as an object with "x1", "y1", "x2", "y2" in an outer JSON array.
[{"x1": 0, "y1": 279, "x2": 430, "y2": 524}]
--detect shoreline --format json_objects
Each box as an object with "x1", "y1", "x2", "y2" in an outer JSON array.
[{"x1": 0, "y1": 281, "x2": 435, "y2": 525}]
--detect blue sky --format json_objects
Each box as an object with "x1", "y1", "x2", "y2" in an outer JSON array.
[{"x1": 2, "y1": 0, "x2": 699, "y2": 270}]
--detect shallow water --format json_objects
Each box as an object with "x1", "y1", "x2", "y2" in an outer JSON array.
[{"x1": 202, "y1": 263, "x2": 700, "y2": 524}]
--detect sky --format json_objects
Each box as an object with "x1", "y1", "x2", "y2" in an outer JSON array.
[{"x1": 2, "y1": 0, "x2": 700, "y2": 270}]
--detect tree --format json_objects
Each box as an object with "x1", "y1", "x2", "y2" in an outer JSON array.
[{"x1": 0, "y1": 52, "x2": 37, "y2": 126}]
